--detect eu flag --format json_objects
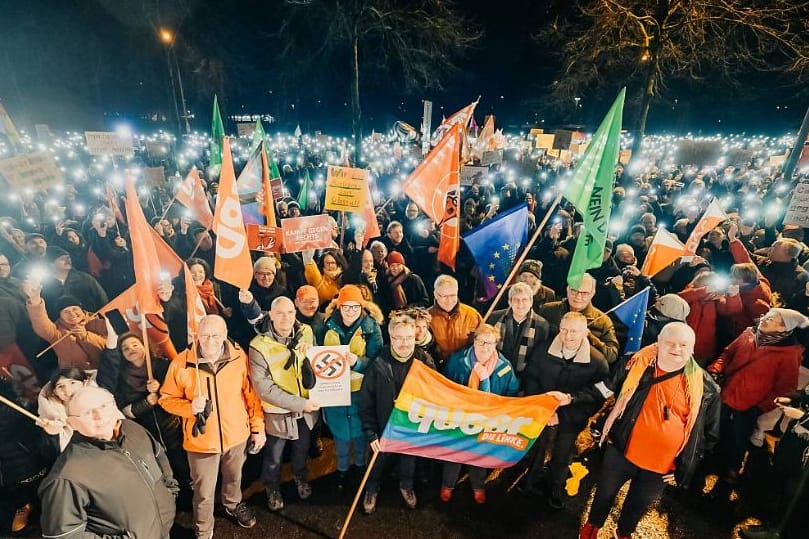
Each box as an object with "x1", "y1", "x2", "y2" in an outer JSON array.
[
  {"x1": 462, "y1": 203, "x2": 529, "y2": 300},
  {"x1": 611, "y1": 287, "x2": 650, "y2": 355}
]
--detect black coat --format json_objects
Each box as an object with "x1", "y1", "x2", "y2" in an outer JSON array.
[
  {"x1": 359, "y1": 347, "x2": 435, "y2": 442},
  {"x1": 522, "y1": 341, "x2": 610, "y2": 431}
]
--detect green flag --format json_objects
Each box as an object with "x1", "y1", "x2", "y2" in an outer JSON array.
[
  {"x1": 210, "y1": 95, "x2": 224, "y2": 169},
  {"x1": 251, "y1": 118, "x2": 266, "y2": 152},
  {"x1": 564, "y1": 88, "x2": 625, "y2": 289},
  {"x1": 297, "y1": 168, "x2": 311, "y2": 210}
]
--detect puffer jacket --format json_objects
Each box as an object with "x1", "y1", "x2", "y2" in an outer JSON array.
[
  {"x1": 322, "y1": 309, "x2": 383, "y2": 441},
  {"x1": 678, "y1": 285, "x2": 739, "y2": 365},
  {"x1": 708, "y1": 328, "x2": 803, "y2": 413},
  {"x1": 38, "y1": 419, "x2": 177, "y2": 539},
  {"x1": 443, "y1": 346, "x2": 519, "y2": 397},
  {"x1": 159, "y1": 341, "x2": 264, "y2": 454}
]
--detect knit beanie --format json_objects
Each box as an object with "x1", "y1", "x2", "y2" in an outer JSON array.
[
  {"x1": 769, "y1": 308, "x2": 809, "y2": 332},
  {"x1": 337, "y1": 285, "x2": 364, "y2": 306},
  {"x1": 387, "y1": 251, "x2": 405, "y2": 265}
]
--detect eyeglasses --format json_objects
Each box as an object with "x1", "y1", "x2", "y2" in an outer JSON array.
[
  {"x1": 568, "y1": 289, "x2": 593, "y2": 297},
  {"x1": 255, "y1": 271, "x2": 275, "y2": 278},
  {"x1": 68, "y1": 400, "x2": 115, "y2": 419},
  {"x1": 435, "y1": 292, "x2": 458, "y2": 299},
  {"x1": 475, "y1": 339, "x2": 498, "y2": 347},
  {"x1": 340, "y1": 304, "x2": 361, "y2": 312}
]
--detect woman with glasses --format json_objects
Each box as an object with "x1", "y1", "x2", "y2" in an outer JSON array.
[
  {"x1": 323, "y1": 285, "x2": 384, "y2": 489},
  {"x1": 303, "y1": 248, "x2": 349, "y2": 306},
  {"x1": 440, "y1": 324, "x2": 519, "y2": 504}
]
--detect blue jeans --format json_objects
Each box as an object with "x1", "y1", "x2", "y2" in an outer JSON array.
[{"x1": 335, "y1": 436, "x2": 367, "y2": 472}]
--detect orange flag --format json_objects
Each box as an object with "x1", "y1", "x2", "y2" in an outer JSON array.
[
  {"x1": 402, "y1": 123, "x2": 461, "y2": 269},
  {"x1": 99, "y1": 287, "x2": 177, "y2": 360},
  {"x1": 124, "y1": 172, "x2": 163, "y2": 314},
  {"x1": 105, "y1": 183, "x2": 124, "y2": 223},
  {"x1": 641, "y1": 228, "x2": 687, "y2": 277},
  {"x1": 183, "y1": 264, "x2": 207, "y2": 342},
  {"x1": 176, "y1": 167, "x2": 214, "y2": 229},
  {"x1": 472, "y1": 115, "x2": 495, "y2": 160},
  {"x1": 684, "y1": 199, "x2": 728, "y2": 254},
  {"x1": 259, "y1": 142, "x2": 278, "y2": 227},
  {"x1": 362, "y1": 182, "x2": 381, "y2": 247},
  {"x1": 213, "y1": 137, "x2": 253, "y2": 290}
]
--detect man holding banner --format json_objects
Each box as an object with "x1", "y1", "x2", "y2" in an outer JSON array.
[{"x1": 358, "y1": 313, "x2": 436, "y2": 514}]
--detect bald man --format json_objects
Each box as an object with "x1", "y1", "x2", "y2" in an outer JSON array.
[
  {"x1": 160, "y1": 315, "x2": 265, "y2": 538},
  {"x1": 39, "y1": 387, "x2": 177, "y2": 538},
  {"x1": 579, "y1": 322, "x2": 720, "y2": 539},
  {"x1": 249, "y1": 296, "x2": 320, "y2": 511}
]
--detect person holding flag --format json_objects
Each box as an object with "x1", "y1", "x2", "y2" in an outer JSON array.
[
  {"x1": 521, "y1": 311, "x2": 611, "y2": 509},
  {"x1": 579, "y1": 322, "x2": 720, "y2": 539},
  {"x1": 358, "y1": 312, "x2": 436, "y2": 514},
  {"x1": 440, "y1": 323, "x2": 519, "y2": 504}
]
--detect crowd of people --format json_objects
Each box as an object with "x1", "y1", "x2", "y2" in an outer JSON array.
[{"x1": 0, "y1": 126, "x2": 808, "y2": 539}]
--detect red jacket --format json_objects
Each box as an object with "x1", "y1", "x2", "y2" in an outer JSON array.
[
  {"x1": 679, "y1": 285, "x2": 737, "y2": 364},
  {"x1": 708, "y1": 328, "x2": 802, "y2": 413},
  {"x1": 720, "y1": 239, "x2": 772, "y2": 338}
]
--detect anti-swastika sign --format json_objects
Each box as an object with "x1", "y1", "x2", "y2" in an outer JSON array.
[{"x1": 306, "y1": 345, "x2": 351, "y2": 407}]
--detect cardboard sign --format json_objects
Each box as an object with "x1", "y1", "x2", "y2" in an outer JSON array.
[
  {"x1": 783, "y1": 183, "x2": 809, "y2": 226},
  {"x1": 35, "y1": 124, "x2": 52, "y2": 140},
  {"x1": 307, "y1": 345, "x2": 351, "y2": 407},
  {"x1": 271, "y1": 177, "x2": 284, "y2": 200},
  {"x1": 236, "y1": 122, "x2": 255, "y2": 137},
  {"x1": 145, "y1": 141, "x2": 170, "y2": 158},
  {"x1": 619, "y1": 149, "x2": 633, "y2": 166},
  {"x1": 281, "y1": 214, "x2": 333, "y2": 252},
  {"x1": 143, "y1": 166, "x2": 166, "y2": 187},
  {"x1": 460, "y1": 165, "x2": 488, "y2": 186},
  {"x1": 324, "y1": 165, "x2": 368, "y2": 212},
  {"x1": 0, "y1": 151, "x2": 64, "y2": 190},
  {"x1": 85, "y1": 131, "x2": 135, "y2": 156},
  {"x1": 535, "y1": 133, "x2": 555, "y2": 150},
  {"x1": 481, "y1": 150, "x2": 503, "y2": 166},
  {"x1": 246, "y1": 223, "x2": 283, "y2": 252}
]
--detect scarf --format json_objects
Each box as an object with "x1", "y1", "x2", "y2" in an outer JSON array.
[
  {"x1": 494, "y1": 309, "x2": 538, "y2": 372},
  {"x1": 416, "y1": 330, "x2": 433, "y2": 348},
  {"x1": 601, "y1": 344, "x2": 704, "y2": 456},
  {"x1": 467, "y1": 347, "x2": 498, "y2": 391},
  {"x1": 755, "y1": 328, "x2": 792, "y2": 347},
  {"x1": 196, "y1": 280, "x2": 219, "y2": 314},
  {"x1": 387, "y1": 267, "x2": 411, "y2": 309}
]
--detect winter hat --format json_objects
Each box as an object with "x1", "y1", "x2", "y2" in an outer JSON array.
[
  {"x1": 24, "y1": 233, "x2": 45, "y2": 244},
  {"x1": 337, "y1": 285, "x2": 364, "y2": 306},
  {"x1": 629, "y1": 225, "x2": 646, "y2": 236},
  {"x1": 519, "y1": 259, "x2": 543, "y2": 280},
  {"x1": 653, "y1": 294, "x2": 690, "y2": 322},
  {"x1": 769, "y1": 308, "x2": 809, "y2": 331},
  {"x1": 54, "y1": 295, "x2": 83, "y2": 315},
  {"x1": 387, "y1": 251, "x2": 405, "y2": 265},
  {"x1": 45, "y1": 246, "x2": 70, "y2": 262},
  {"x1": 287, "y1": 201, "x2": 300, "y2": 210},
  {"x1": 295, "y1": 285, "x2": 319, "y2": 302},
  {"x1": 604, "y1": 239, "x2": 614, "y2": 251}
]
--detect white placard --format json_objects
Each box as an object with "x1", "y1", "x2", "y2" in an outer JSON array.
[
  {"x1": 306, "y1": 345, "x2": 351, "y2": 407},
  {"x1": 85, "y1": 131, "x2": 134, "y2": 156},
  {"x1": 783, "y1": 183, "x2": 809, "y2": 226}
]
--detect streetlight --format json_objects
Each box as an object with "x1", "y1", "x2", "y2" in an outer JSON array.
[{"x1": 159, "y1": 27, "x2": 190, "y2": 134}]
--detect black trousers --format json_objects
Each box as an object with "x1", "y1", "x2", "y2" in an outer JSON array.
[
  {"x1": 587, "y1": 445, "x2": 666, "y2": 536},
  {"x1": 718, "y1": 403, "x2": 760, "y2": 475},
  {"x1": 262, "y1": 418, "x2": 312, "y2": 489},
  {"x1": 526, "y1": 425, "x2": 580, "y2": 491},
  {"x1": 366, "y1": 452, "x2": 415, "y2": 495}
]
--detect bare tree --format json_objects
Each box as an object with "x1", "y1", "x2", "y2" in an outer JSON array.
[
  {"x1": 543, "y1": 0, "x2": 809, "y2": 157},
  {"x1": 278, "y1": 0, "x2": 481, "y2": 164}
]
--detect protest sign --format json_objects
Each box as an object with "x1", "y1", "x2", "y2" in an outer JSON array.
[
  {"x1": 0, "y1": 152, "x2": 64, "y2": 190},
  {"x1": 143, "y1": 166, "x2": 166, "y2": 187},
  {"x1": 535, "y1": 133, "x2": 555, "y2": 150},
  {"x1": 281, "y1": 214, "x2": 333, "y2": 252},
  {"x1": 675, "y1": 139, "x2": 722, "y2": 167},
  {"x1": 460, "y1": 165, "x2": 488, "y2": 186},
  {"x1": 783, "y1": 183, "x2": 809, "y2": 226},
  {"x1": 236, "y1": 122, "x2": 255, "y2": 137},
  {"x1": 246, "y1": 223, "x2": 283, "y2": 252},
  {"x1": 619, "y1": 149, "x2": 633, "y2": 165},
  {"x1": 306, "y1": 345, "x2": 351, "y2": 407},
  {"x1": 85, "y1": 131, "x2": 134, "y2": 156},
  {"x1": 324, "y1": 165, "x2": 368, "y2": 212},
  {"x1": 35, "y1": 124, "x2": 52, "y2": 140},
  {"x1": 481, "y1": 150, "x2": 503, "y2": 166},
  {"x1": 145, "y1": 141, "x2": 170, "y2": 158}
]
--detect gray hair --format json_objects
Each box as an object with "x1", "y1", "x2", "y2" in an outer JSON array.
[
  {"x1": 434, "y1": 274, "x2": 458, "y2": 290},
  {"x1": 508, "y1": 282, "x2": 534, "y2": 300}
]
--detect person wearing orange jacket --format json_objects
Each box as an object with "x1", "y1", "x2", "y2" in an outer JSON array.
[
  {"x1": 428, "y1": 275, "x2": 483, "y2": 367},
  {"x1": 160, "y1": 315, "x2": 265, "y2": 539}
]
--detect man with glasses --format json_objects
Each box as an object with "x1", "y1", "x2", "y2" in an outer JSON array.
[
  {"x1": 428, "y1": 275, "x2": 483, "y2": 367},
  {"x1": 359, "y1": 313, "x2": 436, "y2": 513},
  {"x1": 39, "y1": 386, "x2": 178, "y2": 539},
  {"x1": 538, "y1": 273, "x2": 619, "y2": 366},
  {"x1": 160, "y1": 315, "x2": 265, "y2": 538},
  {"x1": 490, "y1": 282, "x2": 549, "y2": 382},
  {"x1": 233, "y1": 256, "x2": 289, "y2": 348}
]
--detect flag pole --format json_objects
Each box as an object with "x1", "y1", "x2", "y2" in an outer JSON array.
[
  {"x1": 338, "y1": 448, "x2": 380, "y2": 539},
  {"x1": 136, "y1": 302, "x2": 154, "y2": 381},
  {"x1": 0, "y1": 394, "x2": 40, "y2": 422},
  {"x1": 586, "y1": 286, "x2": 651, "y2": 327},
  {"x1": 482, "y1": 194, "x2": 563, "y2": 322},
  {"x1": 36, "y1": 311, "x2": 102, "y2": 358},
  {"x1": 158, "y1": 191, "x2": 180, "y2": 223},
  {"x1": 187, "y1": 227, "x2": 211, "y2": 260}
]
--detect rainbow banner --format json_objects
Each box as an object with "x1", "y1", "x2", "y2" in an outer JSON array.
[{"x1": 378, "y1": 361, "x2": 559, "y2": 468}]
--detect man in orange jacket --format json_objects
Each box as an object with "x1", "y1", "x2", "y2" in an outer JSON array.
[{"x1": 160, "y1": 315, "x2": 265, "y2": 539}]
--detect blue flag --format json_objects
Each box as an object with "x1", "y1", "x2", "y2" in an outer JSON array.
[
  {"x1": 611, "y1": 287, "x2": 650, "y2": 355},
  {"x1": 462, "y1": 203, "x2": 529, "y2": 300}
]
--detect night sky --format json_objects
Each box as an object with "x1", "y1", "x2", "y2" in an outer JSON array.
[{"x1": 0, "y1": 0, "x2": 805, "y2": 135}]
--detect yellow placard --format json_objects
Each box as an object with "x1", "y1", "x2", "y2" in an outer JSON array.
[{"x1": 324, "y1": 165, "x2": 369, "y2": 212}]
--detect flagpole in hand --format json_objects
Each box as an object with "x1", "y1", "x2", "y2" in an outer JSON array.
[
  {"x1": 338, "y1": 447, "x2": 381, "y2": 539},
  {"x1": 136, "y1": 302, "x2": 154, "y2": 381},
  {"x1": 482, "y1": 194, "x2": 563, "y2": 322}
]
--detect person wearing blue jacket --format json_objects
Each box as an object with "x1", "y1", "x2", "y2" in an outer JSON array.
[{"x1": 440, "y1": 323, "x2": 519, "y2": 504}]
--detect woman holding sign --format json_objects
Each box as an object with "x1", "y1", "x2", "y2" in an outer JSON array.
[
  {"x1": 441, "y1": 323, "x2": 519, "y2": 504},
  {"x1": 323, "y1": 285, "x2": 383, "y2": 490}
]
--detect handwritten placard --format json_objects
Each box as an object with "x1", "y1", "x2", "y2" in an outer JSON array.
[
  {"x1": 324, "y1": 165, "x2": 368, "y2": 212},
  {"x1": 784, "y1": 183, "x2": 809, "y2": 226},
  {"x1": 0, "y1": 152, "x2": 64, "y2": 190}
]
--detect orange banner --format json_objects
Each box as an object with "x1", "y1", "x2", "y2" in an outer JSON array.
[{"x1": 281, "y1": 215, "x2": 333, "y2": 253}]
